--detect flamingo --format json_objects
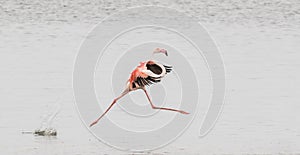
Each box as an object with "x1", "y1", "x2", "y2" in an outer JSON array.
[{"x1": 90, "y1": 48, "x2": 189, "y2": 127}]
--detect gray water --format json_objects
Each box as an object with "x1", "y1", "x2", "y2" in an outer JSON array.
[{"x1": 0, "y1": 0, "x2": 300, "y2": 154}]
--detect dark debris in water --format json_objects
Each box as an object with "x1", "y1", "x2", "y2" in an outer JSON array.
[
  {"x1": 22, "y1": 128, "x2": 57, "y2": 136},
  {"x1": 34, "y1": 128, "x2": 57, "y2": 136}
]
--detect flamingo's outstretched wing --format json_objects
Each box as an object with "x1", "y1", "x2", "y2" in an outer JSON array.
[
  {"x1": 132, "y1": 65, "x2": 172, "y2": 89},
  {"x1": 132, "y1": 76, "x2": 160, "y2": 88}
]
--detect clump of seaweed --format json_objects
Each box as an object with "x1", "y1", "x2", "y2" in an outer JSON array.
[
  {"x1": 34, "y1": 128, "x2": 57, "y2": 136},
  {"x1": 22, "y1": 92, "x2": 64, "y2": 137},
  {"x1": 22, "y1": 128, "x2": 57, "y2": 136}
]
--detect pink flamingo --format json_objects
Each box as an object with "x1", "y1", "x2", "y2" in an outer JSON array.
[{"x1": 90, "y1": 48, "x2": 189, "y2": 127}]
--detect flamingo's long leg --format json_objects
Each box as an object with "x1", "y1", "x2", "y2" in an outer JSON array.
[
  {"x1": 90, "y1": 89, "x2": 130, "y2": 127},
  {"x1": 142, "y1": 88, "x2": 189, "y2": 114}
]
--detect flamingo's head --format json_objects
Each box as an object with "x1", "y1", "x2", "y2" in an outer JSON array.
[{"x1": 153, "y1": 48, "x2": 168, "y2": 56}]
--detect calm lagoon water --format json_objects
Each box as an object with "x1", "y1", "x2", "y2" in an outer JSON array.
[{"x1": 0, "y1": 0, "x2": 300, "y2": 154}]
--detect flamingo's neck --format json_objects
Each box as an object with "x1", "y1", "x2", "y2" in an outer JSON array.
[{"x1": 151, "y1": 53, "x2": 155, "y2": 60}]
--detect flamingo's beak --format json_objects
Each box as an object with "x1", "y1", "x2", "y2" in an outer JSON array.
[{"x1": 160, "y1": 49, "x2": 168, "y2": 56}]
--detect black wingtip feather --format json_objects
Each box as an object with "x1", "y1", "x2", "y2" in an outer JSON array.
[{"x1": 164, "y1": 65, "x2": 172, "y2": 73}]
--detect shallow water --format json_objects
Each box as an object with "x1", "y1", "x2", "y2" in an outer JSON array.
[{"x1": 1, "y1": 0, "x2": 300, "y2": 154}]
